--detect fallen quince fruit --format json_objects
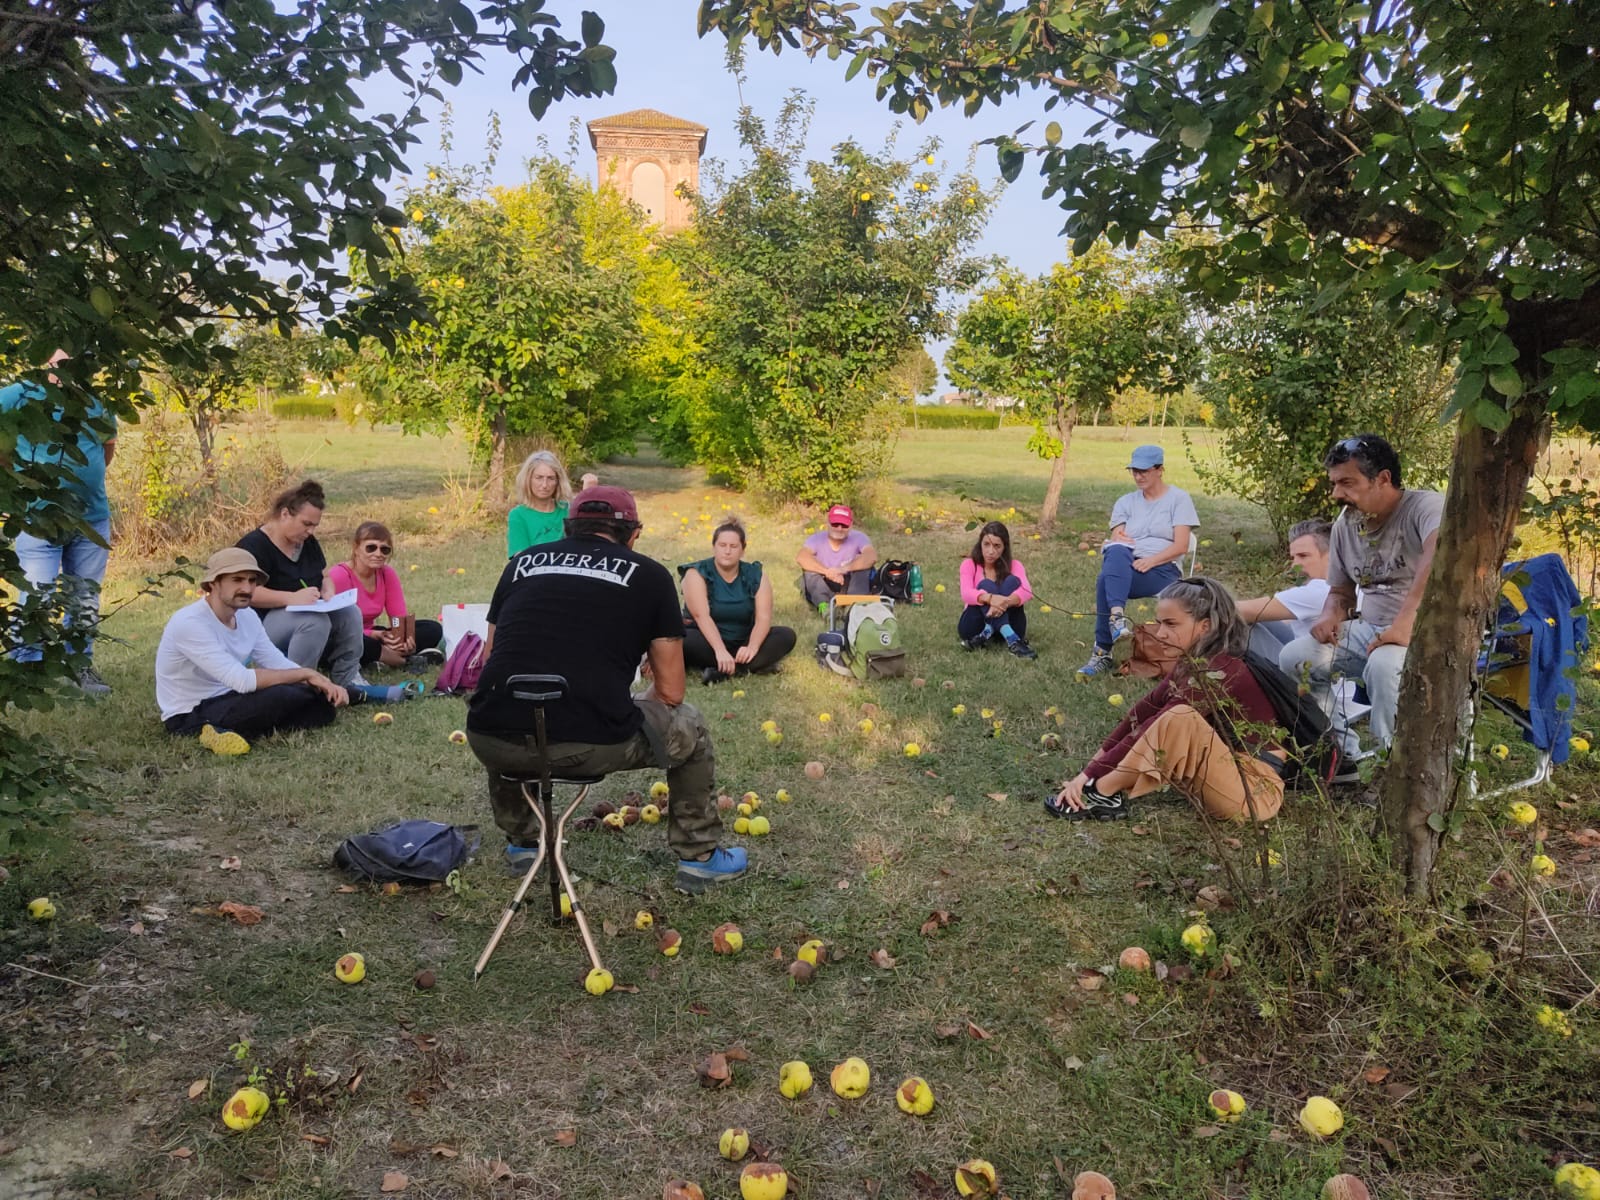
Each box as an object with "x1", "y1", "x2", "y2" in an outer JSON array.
[
  {"x1": 27, "y1": 897, "x2": 56, "y2": 921},
  {"x1": 739, "y1": 1162, "x2": 788, "y2": 1200},
  {"x1": 663, "y1": 1182, "x2": 707, "y2": 1200},
  {"x1": 1107, "y1": 693, "x2": 1125, "y2": 707},
  {"x1": 584, "y1": 967, "x2": 614, "y2": 996},
  {"x1": 603, "y1": 811, "x2": 627, "y2": 830},
  {"x1": 895, "y1": 1076, "x2": 935, "y2": 1115},
  {"x1": 640, "y1": 803, "x2": 661, "y2": 824},
  {"x1": 634, "y1": 910, "x2": 653, "y2": 931},
  {"x1": 658, "y1": 929, "x2": 682, "y2": 957},
  {"x1": 737, "y1": 802, "x2": 755, "y2": 817},
  {"x1": 903, "y1": 742, "x2": 921, "y2": 757},
  {"x1": 1571, "y1": 736, "x2": 1591, "y2": 754},
  {"x1": 954, "y1": 1158, "x2": 999, "y2": 1196},
  {"x1": 1536, "y1": 1003, "x2": 1574, "y2": 1037},
  {"x1": 857, "y1": 718, "x2": 874, "y2": 733},
  {"x1": 778, "y1": 1059, "x2": 814, "y2": 1098},
  {"x1": 1118, "y1": 946, "x2": 1152, "y2": 972},
  {"x1": 650, "y1": 781, "x2": 670, "y2": 799},
  {"x1": 1555, "y1": 1163, "x2": 1600, "y2": 1200},
  {"x1": 742, "y1": 791, "x2": 761, "y2": 807},
  {"x1": 1208, "y1": 1089, "x2": 1246, "y2": 1122},
  {"x1": 818, "y1": 712, "x2": 832, "y2": 723},
  {"x1": 748, "y1": 815, "x2": 771, "y2": 836},
  {"x1": 797, "y1": 938, "x2": 825, "y2": 966},
  {"x1": 733, "y1": 816, "x2": 751, "y2": 835},
  {"x1": 804, "y1": 761, "x2": 826, "y2": 779},
  {"x1": 765, "y1": 730, "x2": 784, "y2": 746},
  {"x1": 372, "y1": 711, "x2": 393, "y2": 725},
  {"x1": 1321, "y1": 1175, "x2": 1372, "y2": 1200},
  {"x1": 1531, "y1": 853, "x2": 1557, "y2": 876},
  {"x1": 712, "y1": 923, "x2": 743, "y2": 954},
  {"x1": 221, "y1": 1085, "x2": 271, "y2": 1131},
  {"x1": 1181, "y1": 923, "x2": 1215, "y2": 958},
  {"x1": 334, "y1": 952, "x2": 365, "y2": 984},
  {"x1": 1506, "y1": 800, "x2": 1538, "y2": 826},
  {"x1": 1489, "y1": 742, "x2": 1510, "y2": 760},
  {"x1": 951, "y1": 704, "x2": 966, "y2": 716},
  {"x1": 447, "y1": 730, "x2": 468, "y2": 744},
  {"x1": 760, "y1": 720, "x2": 778, "y2": 734},
  {"x1": 718, "y1": 1126, "x2": 750, "y2": 1161},
  {"x1": 1072, "y1": 1171, "x2": 1117, "y2": 1200},
  {"x1": 980, "y1": 708, "x2": 994, "y2": 719},
  {"x1": 830, "y1": 1056, "x2": 870, "y2": 1098},
  {"x1": 732, "y1": 689, "x2": 746, "y2": 699},
  {"x1": 1298, "y1": 1095, "x2": 1344, "y2": 1138},
  {"x1": 775, "y1": 788, "x2": 792, "y2": 803}
]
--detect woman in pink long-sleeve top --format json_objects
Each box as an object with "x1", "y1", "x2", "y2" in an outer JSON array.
[{"x1": 958, "y1": 521, "x2": 1037, "y2": 659}]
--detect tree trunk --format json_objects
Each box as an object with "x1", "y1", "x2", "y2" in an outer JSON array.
[
  {"x1": 1039, "y1": 401, "x2": 1078, "y2": 529},
  {"x1": 1379, "y1": 405, "x2": 1550, "y2": 894},
  {"x1": 486, "y1": 404, "x2": 508, "y2": 500}
]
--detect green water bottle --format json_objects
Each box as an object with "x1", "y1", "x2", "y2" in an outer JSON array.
[{"x1": 909, "y1": 562, "x2": 924, "y2": 605}]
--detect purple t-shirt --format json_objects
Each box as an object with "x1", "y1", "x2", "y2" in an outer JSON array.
[{"x1": 803, "y1": 529, "x2": 871, "y2": 570}]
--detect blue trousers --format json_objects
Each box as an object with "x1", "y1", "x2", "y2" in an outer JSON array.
[
  {"x1": 12, "y1": 519, "x2": 112, "y2": 662},
  {"x1": 1093, "y1": 546, "x2": 1180, "y2": 650},
  {"x1": 958, "y1": 574, "x2": 1027, "y2": 640}
]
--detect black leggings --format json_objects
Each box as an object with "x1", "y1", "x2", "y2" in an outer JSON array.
[
  {"x1": 164, "y1": 683, "x2": 338, "y2": 739},
  {"x1": 360, "y1": 617, "x2": 444, "y2": 665},
  {"x1": 682, "y1": 625, "x2": 798, "y2": 675}
]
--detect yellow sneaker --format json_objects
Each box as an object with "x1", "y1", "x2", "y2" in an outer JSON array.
[{"x1": 199, "y1": 724, "x2": 250, "y2": 756}]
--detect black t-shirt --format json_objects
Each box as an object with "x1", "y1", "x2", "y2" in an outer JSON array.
[
  {"x1": 236, "y1": 528, "x2": 327, "y2": 619},
  {"x1": 467, "y1": 535, "x2": 683, "y2": 744}
]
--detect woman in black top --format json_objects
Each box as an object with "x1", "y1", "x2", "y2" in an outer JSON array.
[{"x1": 237, "y1": 480, "x2": 415, "y2": 704}]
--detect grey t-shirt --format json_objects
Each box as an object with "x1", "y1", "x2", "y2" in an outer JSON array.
[
  {"x1": 1328, "y1": 489, "x2": 1445, "y2": 628},
  {"x1": 1108, "y1": 486, "x2": 1200, "y2": 560}
]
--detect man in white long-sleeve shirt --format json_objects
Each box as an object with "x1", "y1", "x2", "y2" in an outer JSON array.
[{"x1": 156, "y1": 547, "x2": 348, "y2": 754}]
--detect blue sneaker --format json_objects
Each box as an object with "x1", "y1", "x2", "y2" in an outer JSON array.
[
  {"x1": 1076, "y1": 649, "x2": 1116, "y2": 678},
  {"x1": 504, "y1": 841, "x2": 541, "y2": 873},
  {"x1": 1109, "y1": 614, "x2": 1134, "y2": 642},
  {"x1": 675, "y1": 846, "x2": 749, "y2": 894}
]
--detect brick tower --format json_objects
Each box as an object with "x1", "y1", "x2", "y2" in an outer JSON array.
[{"x1": 587, "y1": 109, "x2": 708, "y2": 235}]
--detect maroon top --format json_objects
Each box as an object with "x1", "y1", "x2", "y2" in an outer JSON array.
[{"x1": 1085, "y1": 653, "x2": 1283, "y2": 781}]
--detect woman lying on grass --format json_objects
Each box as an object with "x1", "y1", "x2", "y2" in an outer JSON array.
[{"x1": 1048, "y1": 576, "x2": 1286, "y2": 824}]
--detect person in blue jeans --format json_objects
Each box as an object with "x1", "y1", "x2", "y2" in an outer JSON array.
[
  {"x1": 957, "y1": 521, "x2": 1037, "y2": 659},
  {"x1": 0, "y1": 353, "x2": 117, "y2": 695},
  {"x1": 1078, "y1": 444, "x2": 1200, "y2": 677}
]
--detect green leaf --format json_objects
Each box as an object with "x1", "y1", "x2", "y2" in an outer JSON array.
[
  {"x1": 1189, "y1": 4, "x2": 1222, "y2": 37},
  {"x1": 580, "y1": 10, "x2": 605, "y2": 47},
  {"x1": 1179, "y1": 120, "x2": 1212, "y2": 151},
  {"x1": 89, "y1": 286, "x2": 116, "y2": 318},
  {"x1": 1474, "y1": 398, "x2": 1513, "y2": 432},
  {"x1": 1488, "y1": 365, "x2": 1524, "y2": 399}
]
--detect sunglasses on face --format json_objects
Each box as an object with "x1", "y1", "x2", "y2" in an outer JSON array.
[
  {"x1": 362, "y1": 542, "x2": 393, "y2": 555},
  {"x1": 829, "y1": 522, "x2": 851, "y2": 529}
]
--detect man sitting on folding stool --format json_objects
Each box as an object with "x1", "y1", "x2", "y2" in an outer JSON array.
[{"x1": 465, "y1": 485, "x2": 749, "y2": 894}]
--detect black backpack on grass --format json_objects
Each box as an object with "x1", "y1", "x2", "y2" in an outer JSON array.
[
  {"x1": 1240, "y1": 651, "x2": 1341, "y2": 785},
  {"x1": 333, "y1": 820, "x2": 480, "y2": 884},
  {"x1": 873, "y1": 560, "x2": 914, "y2": 602}
]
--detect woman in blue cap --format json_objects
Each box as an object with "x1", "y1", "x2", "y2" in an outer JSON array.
[{"x1": 1078, "y1": 445, "x2": 1199, "y2": 677}]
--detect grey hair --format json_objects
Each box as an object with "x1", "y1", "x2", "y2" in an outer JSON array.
[
  {"x1": 1287, "y1": 519, "x2": 1332, "y2": 551},
  {"x1": 1157, "y1": 576, "x2": 1249, "y2": 661}
]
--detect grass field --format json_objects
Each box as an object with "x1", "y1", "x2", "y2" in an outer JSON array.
[{"x1": 2, "y1": 421, "x2": 1597, "y2": 1200}]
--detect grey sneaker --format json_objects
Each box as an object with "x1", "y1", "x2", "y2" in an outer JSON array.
[
  {"x1": 1109, "y1": 613, "x2": 1134, "y2": 642},
  {"x1": 1076, "y1": 650, "x2": 1116, "y2": 678},
  {"x1": 75, "y1": 667, "x2": 112, "y2": 696}
]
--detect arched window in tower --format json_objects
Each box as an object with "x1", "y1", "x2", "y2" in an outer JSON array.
[{"x1": 630, "y1": 161, "x2": 667, "y2": 222}]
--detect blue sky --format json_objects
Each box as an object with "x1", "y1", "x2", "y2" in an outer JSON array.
[{"x1": 368, "y1": 3, "x2": 1098, "y2": 386}]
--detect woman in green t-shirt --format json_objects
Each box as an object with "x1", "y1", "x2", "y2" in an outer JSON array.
[
  {"x1": 506, "y1": 450, "x2": 599, "y2": 557},
  {"x1": 681, "y1": 520, "x2": 797, "y2": 685}
]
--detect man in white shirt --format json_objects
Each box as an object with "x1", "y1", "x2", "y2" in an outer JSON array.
[
  {"x1": 156, "y1": 548, "x2": 349, "y2": 755},
  {"x1": 1236, "y1": 520, "x2": 1331, "y2": 661}
]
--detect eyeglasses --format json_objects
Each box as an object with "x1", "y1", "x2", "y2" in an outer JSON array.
[
  {"x1": 829, "y1": 522, "x2": 851, "y2": 529},
  {"x1": 362, "y1": 542, "x2": 393, "y2": 555}
]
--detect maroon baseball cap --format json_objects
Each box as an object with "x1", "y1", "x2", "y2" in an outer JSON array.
[
  {"x1": 571, "y1": 485, "x2": 640, "y2": 523},
  {"x1": 826, "y1": 504, "x2": 854, "y2": 527}
]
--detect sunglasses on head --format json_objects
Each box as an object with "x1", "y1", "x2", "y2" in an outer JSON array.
[
  {"x1": 362, "y1": 542, "x2": 392, "y2": 555},
  {"x1": 1335, "y1": 436, "x2": 1370, "y2": 454}
]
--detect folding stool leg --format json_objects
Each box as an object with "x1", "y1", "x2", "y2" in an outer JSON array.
[
  {"x1": 470, "y1": 780, "x2": 551, "y2": 981},
  {"x1": 551, "y1": 785, "x2": 606, "y2": 974}
]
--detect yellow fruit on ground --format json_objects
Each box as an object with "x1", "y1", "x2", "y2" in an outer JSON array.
[
  {"x1": 896, "y1": 1076, "x2": 935, "y2": 1115},
  {"x1": 1506, "y1": 800, "x2": 1538, "y2": 826},
  {"x1": 904, "y1": 742, "x2": 922, "y2": 757},
  {"x1": 779, "y1": 1059, "x2": 814, "y2": 1098},
  {"x1": 804, "y1": 760, "x2": 826, "y2": 779},
  {"x1": 1107, "y1": 693, "x2": 1125, "y2": 707},
  {"x1": 739, "y1": 1162, "x2": 789, "y2": 1200},
  {"x1": 733, "y1": 816, "x2": 751, "y2": 835},
  {"x1": 221, "y1": 1085, "x2": 271, "y2": 1131},
  {"x1": 1489, "y1": 742, "x2": 1509, "y2": 759},
  {"x1": 818, "y1": 712, "x2": 832, "y2": 723},
  {"x1": 334, "y1": 952, "x2": 365, "y2": 984},
  {"x1": 650, "y1": 781, "x2": 670, "y2": 799},
  {"x1": 760, "y1": 720, "x2": 778, "y2": 733},
  {"x1": 27, "y1": 897, "x2": 56, "y2": 921},
  {"x1": 980, "y1": 708, "x2": 994, "y2": 719},
  {"x1": 640, "y1": 803, "x2": 661, "y2": 824},
  {"x1": 857, "y1": 718, "x2": 874, "y2": 733},
  {"x1": 713, "y1": 923, "x2": 743, "y2": 954},
  {"x1": 663, "y1": 1181, "x2": 707, "y2": 1200},
  {"x1": 935, "y1": 583, "x2": 946, "y2": 593},
  {"x1": 584, "y1": 967, "x2": 614, "y2": 995},
  {"x1": 372, "y1": 711, "x2": 393, "y2": 725},
  {"x1": 954, "y1": 1158, "x2": 999, "y2": 1196},
  {"x1": 797, "y1": 939, "x2": 825, "y2": 965},
  {"x1": 634, "y1": 910, "x2": 653, "y2": 931},
  {"x1": 1181, "y1": 923, "x2": 1215, "y2": 958},
  {"x1": 658, "y1": 929, "x2": 682, "y2": 956},
  {"x1": 952, "y1": 704, "x2": 966, "y2": 716},
  {"x1": 1298, "y1": 1095, "x2": 1344, "y2": 1138},
  {"x1": 719, "y1": 1126, "x2": 750, "y2": 1161},
  {"x1": 447, "y1": 729, "x2": 468, "y2": 744},
  {"x1": 766, "y1": 730, "x2": 784, "y2": 746},
  {"x1": 1572, "y1": 736, "x2": 1591, "y2": 754},
  {"x1": 1531, "y1": 853, "x2": 1557, "y2": 877},
  {"x1": 732, "y1": 689, "x2": 746, "y2": 699},
  {"x1": 1555, "y1": 1162, "x2": 1600, "y2": 1200},
  {"x1": 738, "y1": 802, "x2": 755, "y2": 817},
  {"x1": 830, "y1": 1056, "x2": 871, "y2": 1098},
  {"x1": 603, "y1": 811, "x2": 627, "y2": 829},
  {"x1": 775, "y1": 788, "x2": 792, "y2": 803},
  {"x1": 748, "y1": 815, "x2": 771, "y2": 836},
  {"x1": 1208, "y1": 1089, "x2": 1246, "y2": 1122},
  {"x1": 560, "y1": 893, "x2": 573, "y2": 918}
]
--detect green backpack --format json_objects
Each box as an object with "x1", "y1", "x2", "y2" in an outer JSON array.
[{"x1": 846, "y1": 600, "x2": 907, "y2": 681}]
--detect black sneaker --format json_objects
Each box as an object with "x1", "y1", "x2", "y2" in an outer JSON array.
[
  {"x1": 960, "y1": 635, "x2": 985, "y2": 651},
  {"x1": 1008, "y1": 639, "x2": 1037, "y2": 660},
  {"x1": 1068, "y1": 784, "x2": 1129, "y2": 821}
]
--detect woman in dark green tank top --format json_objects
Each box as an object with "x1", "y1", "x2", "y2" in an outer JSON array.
[{"x1": 680, "y1": 520, "x2": 797, "y2": 685}]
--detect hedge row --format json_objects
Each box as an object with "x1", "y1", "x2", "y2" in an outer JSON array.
[
  {"x1": 271, "y1": 395, "x2": 339, "y2": 420},
  {"x1": 903, "y1": 408, "x2": 1003, "y2": 430}
]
